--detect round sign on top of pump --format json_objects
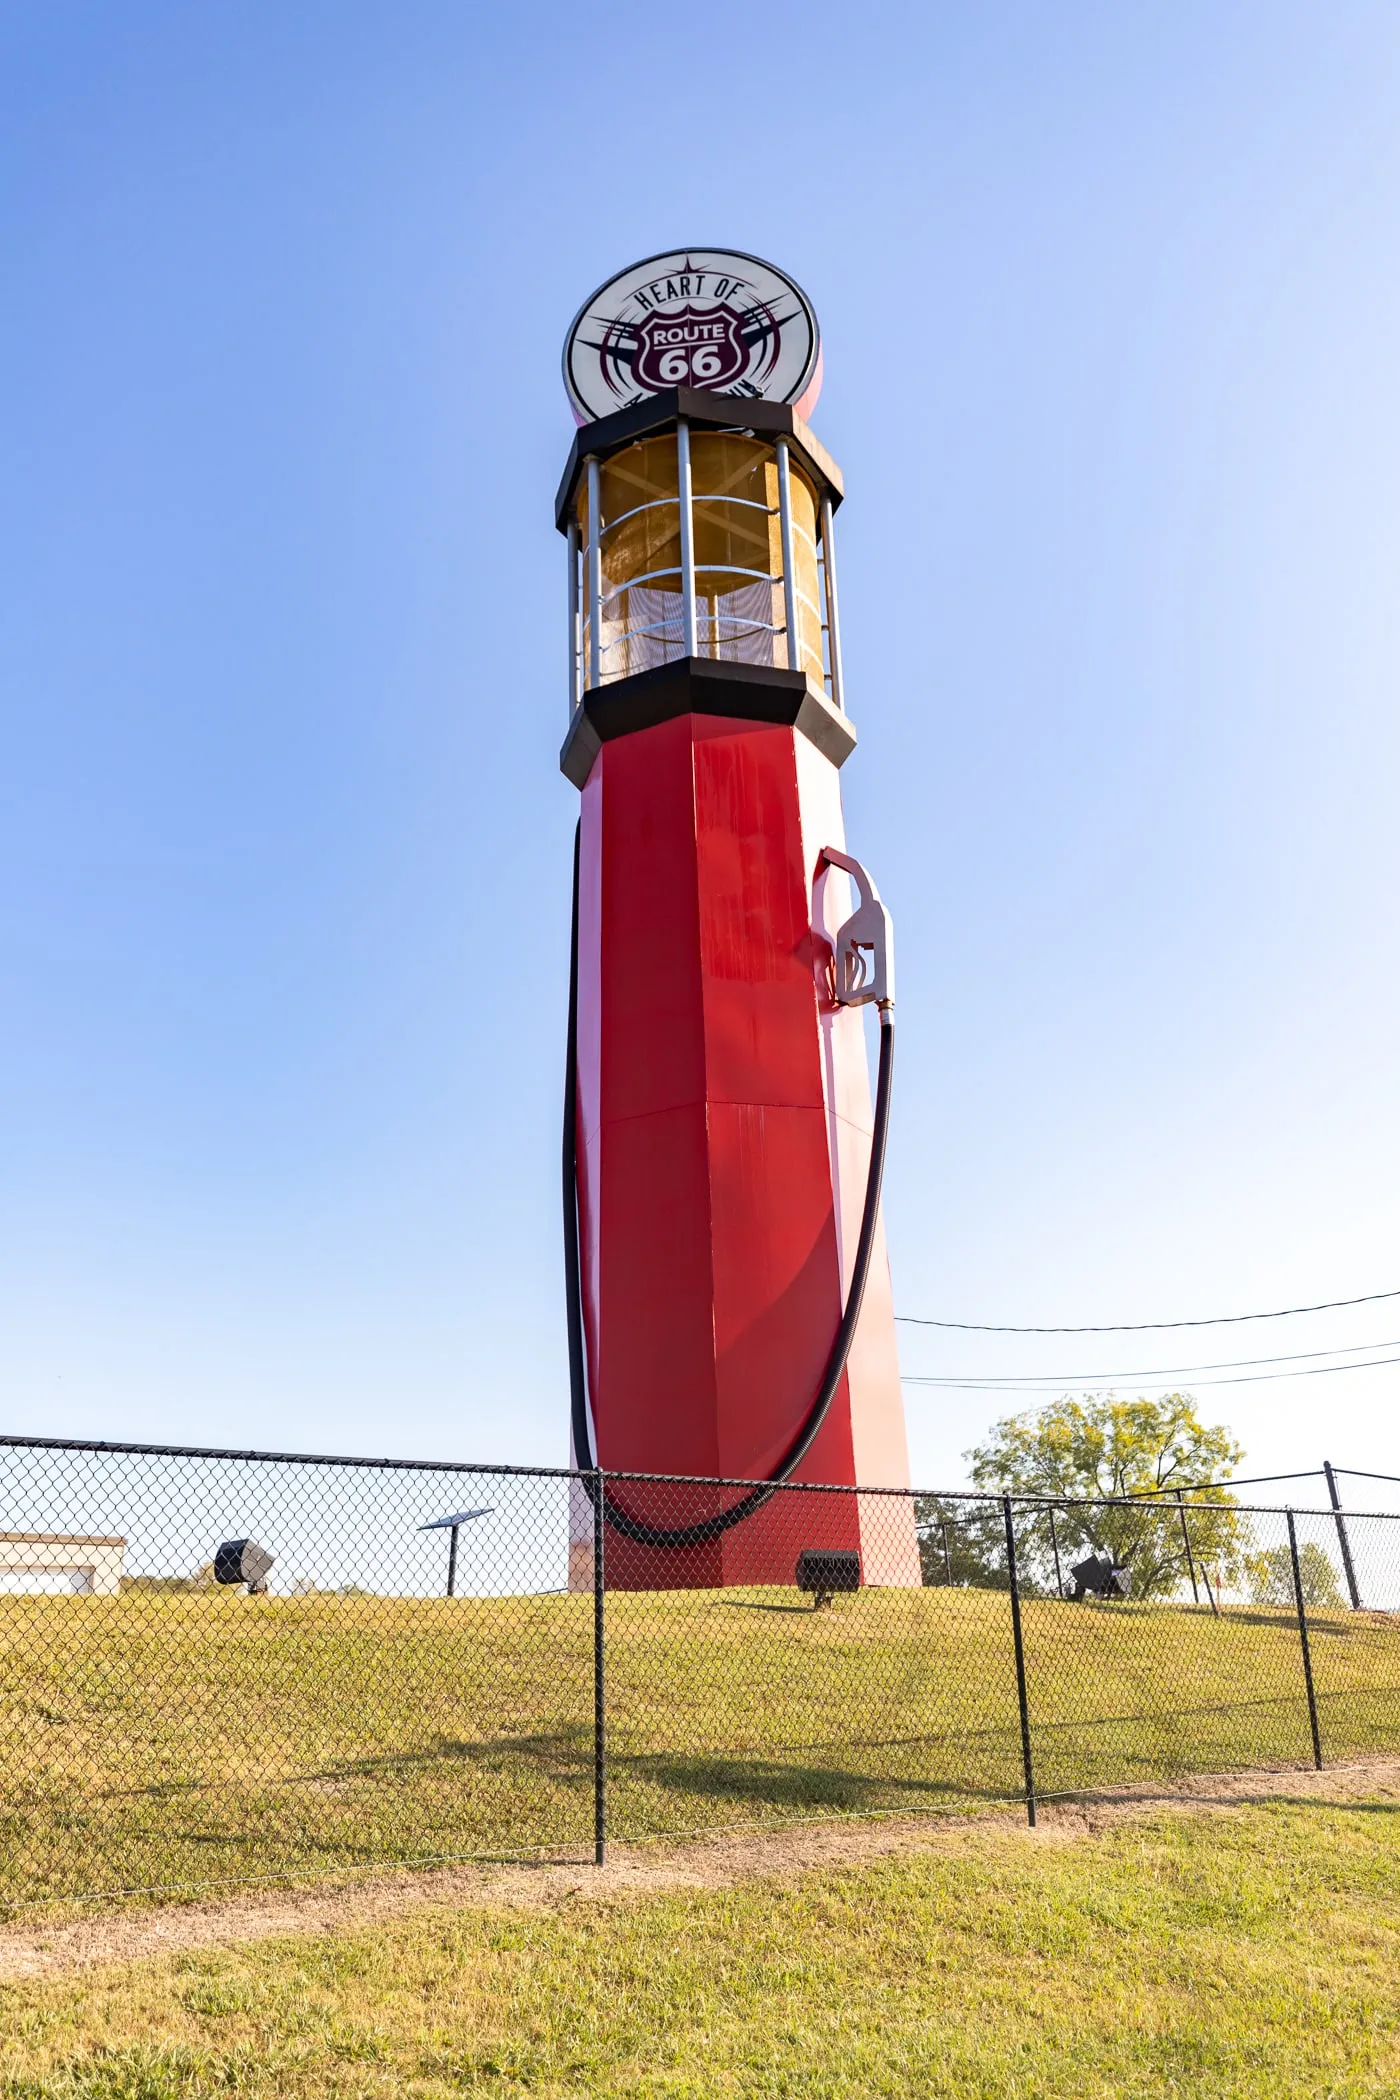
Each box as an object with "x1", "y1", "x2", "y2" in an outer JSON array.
[{"x1": 563, "y1": 249, "x2": 822, "y2": 427}]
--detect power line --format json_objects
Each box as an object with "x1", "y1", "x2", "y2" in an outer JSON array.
[
  {"x1": 895, "y1": 1285, "x2": 1400, "y2": 1335},
  {"x1": 898, "y1": 1337, "x2": 1400, "y2": 1386},
  {"x1": 902, "y1": 1349, "x2": 1400, "y2": 1393}
]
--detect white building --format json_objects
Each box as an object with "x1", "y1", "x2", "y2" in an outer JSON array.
[{"x1": 0, "y1": 1532, "x2": 125, "y2": 1595}]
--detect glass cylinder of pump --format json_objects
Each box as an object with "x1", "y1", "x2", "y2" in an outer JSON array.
[{"x1": 578, "y1": 428, "x2": 825, "y2": 688}]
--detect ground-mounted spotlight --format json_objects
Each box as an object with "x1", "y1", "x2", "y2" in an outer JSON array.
[
  {"x1": 797, "y1": 1548, "x2": 862, "y2": 1610},
  {"x1": 214, "y1": 1539, "x2": 275, "y2": 1595},
  {"x1": 1068, "y1": 1551, "x2": 1132, "y2": 1601}
]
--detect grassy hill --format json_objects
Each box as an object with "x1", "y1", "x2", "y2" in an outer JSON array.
[{"x1": 2, "y1": 1584, "x2": 1397, "y2": 1915}]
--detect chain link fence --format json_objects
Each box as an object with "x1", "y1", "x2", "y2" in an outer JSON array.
[{"x1": 1, "y1": 1433, "x2": 1397, "y2": 1915}]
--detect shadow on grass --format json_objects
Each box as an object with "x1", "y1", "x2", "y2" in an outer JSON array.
[
  {"x1": 1056, "y1": 1602, "x2": 1397, "y2": 1639},
  {"x1": 76, "y1": 1708, "x2": 1400, "y2": 1833},
  {"x1": 76, "y1": 1726, "x2": 595, "y2": 1805},
  {"x1": 609, "y1": 1748, "x2": 1006, "y2": 1811},
  {"x1": 275, "y1": 1730, "x2": 1004, "y2": 1815},
  {"x1": 719, "y1": 1601, "x2": 818, "y2": 1616}
]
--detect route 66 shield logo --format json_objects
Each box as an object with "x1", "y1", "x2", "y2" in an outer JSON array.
[{"x1": 633, "y1": 304, "x2": 747, "y2": 392}]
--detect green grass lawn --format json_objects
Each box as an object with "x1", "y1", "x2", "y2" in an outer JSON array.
[
  {"x1": 2, "y1": 1583, "x2": 1397, "y2": 1915},
  {"x1": 2, "y1": 1791, "x2": 1399, "y2": 2096}
]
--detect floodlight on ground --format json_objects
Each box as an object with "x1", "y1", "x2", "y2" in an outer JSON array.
[
  {"x1": 1069, "y1": 1551, "x2": 1132, "y2": 1601},
  {"x1": 214, "y1": 1540, "x2": 274, "y2": 1594},
  {"x1": 797, "y1": 1548, "x2": 861, "y2": 1610}
]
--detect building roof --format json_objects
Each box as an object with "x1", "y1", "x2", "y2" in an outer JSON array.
[{"x1": 0, "y1": 1531, "x2": 126, "y2": 1548}]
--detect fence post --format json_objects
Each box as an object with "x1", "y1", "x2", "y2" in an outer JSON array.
[
  {"x1": 1175, "y1": 1488, "x2": 1199, "y2": 1604},
  {"x1": 1002, "y1": 1496, "x2": 1036, "y2": 1828},
  {"x1": 593, "y1": 1471, "x2": 606, "y2": 1865},
  {"x1": 1286, "y1": 1508, "x2": 1323, "y2": 1770},
  {"x1": 1323, "y1": 1461, "x2": 1362, "y2": 1611},
  {"x1": 1047, "y1": 1506, "x2": 1063, "y2": 1600},
  {"x1": 941, "y1": 1518, "x2": 953, "y2": 1585}
]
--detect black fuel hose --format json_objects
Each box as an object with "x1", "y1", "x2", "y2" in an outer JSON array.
[{"x1": 564, "y1": 824, "x2": 895, "y2": 1548}]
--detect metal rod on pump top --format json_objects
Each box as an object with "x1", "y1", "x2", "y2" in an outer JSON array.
[
  {"x1": 820, "y1": 492, "x2": 844, "y2": 710},
  {"x1": 586, "y1": 456, "x2": 602, "y2": 692},
  {"x1": 566, "y1": 517, "x2": 581, "y2": 714},
  {"x1": 775, "y1": 436, "x2": 801, "y2": 673},
  {"x1": 676, "y1": 419, "x2": 698, "y2": 657}
]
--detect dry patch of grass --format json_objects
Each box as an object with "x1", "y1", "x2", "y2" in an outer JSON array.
[
  {"x1": 0, "y1": 1753, "x2": 1393, "y2": 1983},
  {"x1": 1, "y1": 1780, "x2": 1399, "y2": 2096}
]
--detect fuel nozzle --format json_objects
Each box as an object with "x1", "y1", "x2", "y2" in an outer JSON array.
[{"x1": 819, "y1": 848, "x2": 895, "y2": 1016}]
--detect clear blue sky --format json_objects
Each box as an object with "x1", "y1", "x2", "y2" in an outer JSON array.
[{"x1": 3, "y1": 1, "x2": 1398, "y2": 1498}]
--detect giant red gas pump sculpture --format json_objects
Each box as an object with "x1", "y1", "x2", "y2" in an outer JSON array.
[{"x1": 560, "y1": 250, "x2": 920, "y2": 1591}]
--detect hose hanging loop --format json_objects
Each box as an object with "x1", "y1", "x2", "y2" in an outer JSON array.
[{"x1": 566, "y1": 822, "x2": 897, "y2": 1549}]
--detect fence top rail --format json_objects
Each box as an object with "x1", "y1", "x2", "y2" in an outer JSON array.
[
  {"x1": 1, "y1": 1432, "x2": 1398, "y2": 1525},
  {"x1": 0, "y1": 1434, "x2": 580, "y2": 1480},
  {"x1": 914, "y1": 1488, "x2": 1400, "y2": 1522}
]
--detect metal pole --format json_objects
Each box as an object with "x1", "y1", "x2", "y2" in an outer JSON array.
[
  {"x1": 1323, "y1": 1461, "x2": 1362, "y2": 1611},
  {"x1": 775, "y1": 437, "x2": 802, "y2": 676},
  {"x1": 1286, "y1": 1509, "x2": 1324, "y2": 1770},
  {"x1": 676, "y1": 420, "x2": 698, "y2": 658},
  {"x1": 1048, "y1": 1506, "x2": 1063, "y2": 1600},
  {"x1": 593, "y1": 1470, "x2": 606, "y2": 1866},
  {"x1": 1002, "y1": 1496, "x2": 1036, "y2": 1828},
  {"x1": 566, "y1": 516, "x2": 581, "y2": 716},
  {"x1": 1175, "y1": 1488, "x2": 1199, "y2": 1604},
  {"x1": 941, "y1": 1518, "x2": 952, "y2": 1585},
  {"x1": 446, "y1": 1523, "x2": 459, "y2": 1599},
  {"x1": 820, "y1": 492, "x2": 844, "y2": 710},
  {"x1": 586, "y1": 455, "x2": 603, "y2": 692}
]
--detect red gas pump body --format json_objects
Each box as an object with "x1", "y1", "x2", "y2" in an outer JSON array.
[{"x1": 559, "y1": 377, "x2": 920, "y2": 1593}]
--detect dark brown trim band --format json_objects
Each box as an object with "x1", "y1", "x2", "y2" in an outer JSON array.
[{"x1": 559, "y1": 657, "x2": 857, "y2": 788}]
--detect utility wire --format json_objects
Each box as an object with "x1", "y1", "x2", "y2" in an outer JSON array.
[
  {"x1": 903, "y1": 1349, "x2": 1400, "y2": 1393},
  {"x1": 895, "y1": 1285, "x2": 1400, "y2": 1335},
  {"x1": 899, "y1": 1337, "x2": 1400, "y2": 1386}
]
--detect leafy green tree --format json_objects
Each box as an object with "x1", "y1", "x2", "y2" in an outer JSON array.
[
  {"x1": 1248, "y1": 1542, "x2": 1345, "y2": 1612},
  {"x1": 964, "y1": 1393, "x2": 1246, "y2": 1602},
  {"x1": 913, "y1": 1495, "x2": 1014, "y2": 1591}
]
